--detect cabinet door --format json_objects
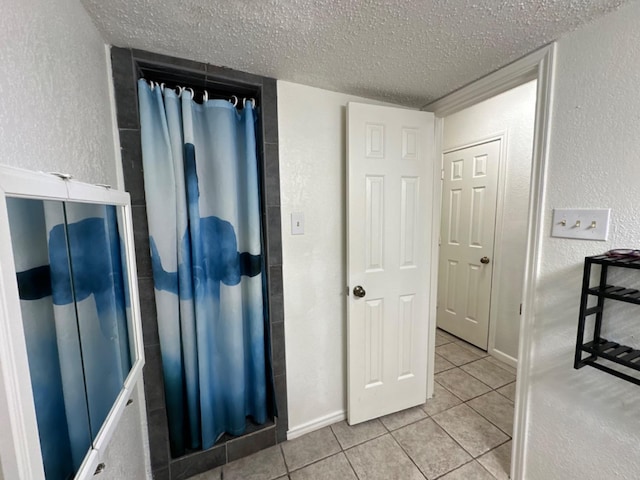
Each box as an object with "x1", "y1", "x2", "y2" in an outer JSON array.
[
  {"x1": 7, "y1": 199, "x2": 135, "y2": 480},
  {"x1": 63, "y1": 202, "x2": 133, "y2": 441},
  {"x1": 8, "y1": 198, "x2": 92, "y2": 479}
]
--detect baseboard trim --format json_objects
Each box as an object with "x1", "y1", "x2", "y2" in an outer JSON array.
[
  {"x1": 489, "y1": 348, "x2": 518, "y2": 369},
  {"x1": 286, "y1": 410, "x2": 346, "y2": 440}
]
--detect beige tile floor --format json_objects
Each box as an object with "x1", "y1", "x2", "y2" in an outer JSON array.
[{"x1": 187, "y1": 329, "x2": 515, "y2": 480}]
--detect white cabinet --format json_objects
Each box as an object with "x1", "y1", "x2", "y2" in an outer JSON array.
[{"x1": 0, "y1": 166, "x2": 144, "y2": 480}]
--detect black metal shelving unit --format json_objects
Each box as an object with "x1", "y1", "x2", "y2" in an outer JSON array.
[{"x1": 575, "y1": 254, "x2": 640, "y2": 386}]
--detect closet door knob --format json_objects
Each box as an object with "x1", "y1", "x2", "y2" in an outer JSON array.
[{"x1": 480, "y1": 256, "x2": 490, "y2": 264}]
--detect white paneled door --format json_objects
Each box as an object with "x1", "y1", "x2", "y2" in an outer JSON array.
[
  {"x1": 437, "y1": 140, "x2": 500, "y2": 349},
  {"x1": 347, "y1": 103, "x2": 434, "y2": 425}
]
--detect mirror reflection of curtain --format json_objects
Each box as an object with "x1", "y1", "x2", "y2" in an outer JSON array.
[
  {"x1": 8, "y1": 199, "x2": 131, "y2": 480},
  {"x1": 138, "y1": 79, "x2": 272, "y2": 457}
]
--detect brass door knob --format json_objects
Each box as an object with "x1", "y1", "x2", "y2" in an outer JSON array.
[
  {"x1": 353, "y1": 285, "x2": 366, "y2": 298},
  {"x1": 480, "y1": 256, "x2": 490, "y2": 264}
]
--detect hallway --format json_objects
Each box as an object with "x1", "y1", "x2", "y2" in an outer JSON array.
[{"x1": 188, "y1": 329, "x2": 515, "y2": 479}]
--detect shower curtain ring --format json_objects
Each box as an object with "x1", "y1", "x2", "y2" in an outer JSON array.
[
  {"x1": 230, "y1": 95, "x2": 238, "y2": 107},
  {"x1": 203, "y1": 90, "x2": 209, "y2": 102},
  {"x1": 186, "y1": 87, "x2": 195, "y2": 99}
]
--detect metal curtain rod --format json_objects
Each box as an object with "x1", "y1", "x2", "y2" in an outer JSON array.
[{"x1": 142, "y1": 79, "x2": 256, "y2": 108}]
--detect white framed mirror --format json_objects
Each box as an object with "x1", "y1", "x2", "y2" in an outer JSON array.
[{"x1": 0, "y1": 165, "x2": 144, "y2": 480}]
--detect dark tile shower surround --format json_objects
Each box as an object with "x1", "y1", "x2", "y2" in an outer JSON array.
[{"x1": 110, "y1": 47, "x2": 286, "y2": 480}]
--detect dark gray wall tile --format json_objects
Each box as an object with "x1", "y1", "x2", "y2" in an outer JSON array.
[
  {"x1": 169, "y1": 445, "x2": 226, "y2": 480},
  {"x1": 266, "y1": 206, "x2": 282, "y2": 266},
  {"x1": 276, "y1": 426, "x2": 287, "y2": 444},
  {"x1": 226, "y1": 426, "x2": 276, "y2": 462},
  {"x1": 274, "y1": 374, "x2": 288, "y2": 435},
  {"x1": 119, "y1": 129, "x2": 146, "y2": 206},
  {"x1": 269, "y1": 292, "x2": 284, "y2": 325},
  {"x1": 271, "y1": 322, "x2": 286, "y2": 377},
  {"x1": 111, "y1": 48, "x2": 139, "y2": 129},
  {"x1": 132, "y1": 205, "x2": 152, "y2": 277},
  {"x1": 268, "y1": 265, "x2": 283, "y2": 298},
  {"x1": 206, "y1": 64, "x2": 263, "y2": 87},
  {"x1": 148, "y1": 409, "x2": 169, "y2": 470},
  {"x1": 262, "y1": 78, "x2": 279, "y2": 144},
  {"x1": 264, "y1": 143, "x2": 280, "y2": 207},
  {"x1": 152, "y1": 467, "x2": 170, "y2": 480},
  {"x1": 131, "y1": 49, "x2": 207, "y2": 73},
  {"x1": 138, "y1": 277, "x2": 159, "y2": 346},
  {"x1": 144, "y1": 345, "x2": 165, "y2": 411},
  {"x1": 114, "y1": 48, "x2": 287, "y2": 475}
]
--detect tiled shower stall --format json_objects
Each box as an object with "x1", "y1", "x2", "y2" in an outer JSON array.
[{"x1": 110, "y1": 47, "x2": 287, "y2": 480}]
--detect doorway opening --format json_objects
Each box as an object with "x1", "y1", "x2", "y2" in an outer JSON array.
[
  {"x1": 430, "y1": 79, "x2": 537, "y2": 479},
  {"x1": 425, "y1": 44, "x2": 556, "y2": 480},
  {"x1": 436, "y1": 80, "x2": 537, "y2": 366}
]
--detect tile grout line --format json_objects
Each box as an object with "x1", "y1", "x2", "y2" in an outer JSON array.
[
  {"x1": 282, "y1": 427, "x2": 348, "y2": 477},
  {"x1": 434, "y1": 458, "x2": 500, "y2": 480},
  {"x1": 328, "y1": 425, "x2": 361, "y2": 480},
  {"x1": 463, "y1": 400, "x2": 514, "y2": 439},
  {"x1": 332, "y1": 422, "x2": 388, "y2": 450},
  {"x1": 434, "y1": 375, "x2": 493, "y2": 403},
  {"x1": 200, "y1": 341, "x2": 513, "y2": 480},
  {"x1": 459, "y1": 360, "x2": 516, "y2": 388},
  {"x1": 429, "y1": 408, "x2": 482, "y2": 464},
  {"x1": 464, "y1": 388, "x2": 515, "y2": 436},
  {"x1": 474, "y1": 438, "x2": 513, "y2": 480},
  {"x1": 387, "y1": 430, "x2": 428, "y2": 480},
  {"x1": 494, "y1": 382, "x2": 516, "y2": 403},
  {"x1": 435, "y1": 361, "x2": 508, "y2": 402},
  {"x1": 278, "y1": 443, "x2": 290, "y2": 475},
  {"x1": 430, "y1": 364, "x2": 516, "y2": 458},
  {"x1": 435, "y1": 374, "x2": 514, "y2": 440}
]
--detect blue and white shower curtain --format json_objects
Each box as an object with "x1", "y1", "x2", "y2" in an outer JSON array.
[
  {"x1": 9, "y1": 199, "x2": 131, "y2": 480},
  {"x1": 138, "y1": 79, "x2": 269, "y2": 456}
]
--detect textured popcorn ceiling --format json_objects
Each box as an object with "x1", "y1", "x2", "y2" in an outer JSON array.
[{"x1": 82, "y1": 0, "x2": 626, "y2": 106}]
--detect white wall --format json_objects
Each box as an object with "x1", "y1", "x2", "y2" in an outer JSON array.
[
  {"x1": 524, "y1": 2, "x2": 640, "y2": 478},
  {"x1": 277, "y1": 81, "x2": 399, "y2": 435},
  {"x1": 0, "y1": 0, "x2": 149, "y2": 478},
  {"x1": 0, "y1": 0, "x2": 117, "y2": 187},
  {"x1": 442, "y1": 81, "x2": 536, "y2": 362}
]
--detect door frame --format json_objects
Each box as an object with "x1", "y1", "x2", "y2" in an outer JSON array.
[
  {"x1": 440, "y1": 134, "x2": 507, "y2": 354},
  {"x1": 425, "y1": 43, "x2": 556, "y2": 480}
]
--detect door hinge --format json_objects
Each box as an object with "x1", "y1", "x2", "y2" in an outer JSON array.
[
  {"x1": 346, "y1": 286, "x2": 350, "y2": 296},
  {"x1": 519, "y1": 303, "x2": 522, "y2": 315}
]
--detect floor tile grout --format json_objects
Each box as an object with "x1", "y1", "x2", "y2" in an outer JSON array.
[
  {"x1": 494, "y1": 382, "x2": 516, "y2": 403},
  {"x1": 436, "y1": 457, "x2": 500, "y2": 480},
  {"x1": 328, "y1": 424, "x2": 361, "y2": 480},
  {"x1": 194, "y1": 331, "x2": 514, "y2": 480},
  {"x1": 436, "y1": 367, "x2": 515, "y2": 440},
  {"x1": 435, "y1": 375, "x2": 493, "y2": 402},
  {"x1": 387, "y1": 428, "x2": 428, "y2": 479},
  {"x1": 430, "y1": 333, "x2": 517, "y2": 471}
]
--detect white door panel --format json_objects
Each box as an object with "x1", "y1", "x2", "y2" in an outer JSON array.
[
  {"x1": 347, "y1": 103, "x2": 434, "y2": 425},
  {"x1": 437, "y1": 140, "x2": 500, "y2": 349}
]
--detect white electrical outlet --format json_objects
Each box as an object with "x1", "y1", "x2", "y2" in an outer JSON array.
[
  {"x1": 291, "y1": 212, "x2": 304, "y2": 235},
  {"x1": 551, "y1": 208, "x2": 611, "y2": 241}
]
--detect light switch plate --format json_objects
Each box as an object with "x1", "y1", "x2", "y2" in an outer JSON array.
[
  {"x1": 551, "y1": 208, "x2": 611, "y2": 241},
  {"x1": 291, "y1": 212, "x2": 304, "y2": 235}
]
